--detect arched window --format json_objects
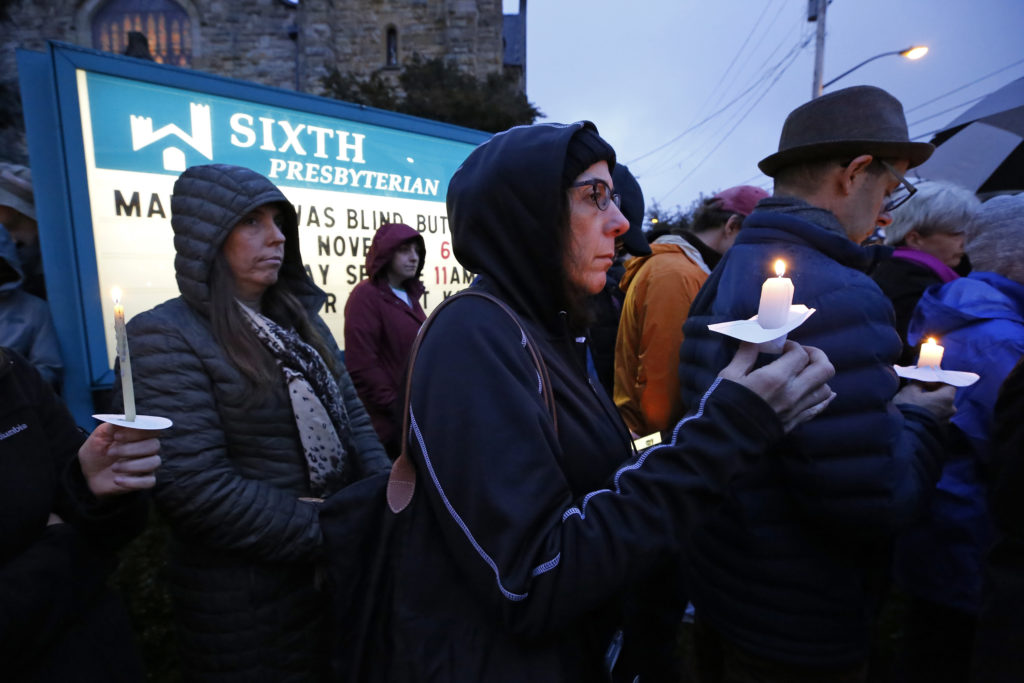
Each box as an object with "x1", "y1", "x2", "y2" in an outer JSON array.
[
  {"x1": 92, "y1": 0, "x2": 192, "y2": 67},
  {"x1": 386, "y1": 27, "x2": 398, "y2": 67}
]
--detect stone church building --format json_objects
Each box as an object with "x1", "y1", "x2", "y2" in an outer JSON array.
[{"x1": 0, "y1": 0, "x2": 527, "y2": 161}]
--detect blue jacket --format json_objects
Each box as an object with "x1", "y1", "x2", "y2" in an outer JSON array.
[
  {"x1": 679, "y1": 207, "x2": 946, "y2": 667},
  {"x1": 894, "y1": 272, "x2": 1024, "y2": 613},
  {"x1": 0, "y1": 227, "x2": 61, "y2": 388}
]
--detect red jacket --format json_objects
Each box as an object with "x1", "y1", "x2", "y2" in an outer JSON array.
[{"x1": 343, "y1": 223, "x2": 426, "y2": 453}]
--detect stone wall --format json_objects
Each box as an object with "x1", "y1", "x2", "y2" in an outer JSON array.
[{"x1": 0, "y1": 0, "x2": 515, "y2": 162}]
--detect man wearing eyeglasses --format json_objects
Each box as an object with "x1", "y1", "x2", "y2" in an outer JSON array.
[{"x1": 677, "y1": 85, "x2": 955, "y2": 682}]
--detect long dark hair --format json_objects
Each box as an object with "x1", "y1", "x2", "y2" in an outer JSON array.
[{"x1": 208, "y1": 251, "x2": 337, "y2": 403}]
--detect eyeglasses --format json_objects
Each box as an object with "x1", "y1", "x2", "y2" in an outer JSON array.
[
  {"x1": 571, "y1": 179, "x2": 621, "y2": 212},
  {"x1": 878, "y1": 160, "x2": 918, "y2": 213}
]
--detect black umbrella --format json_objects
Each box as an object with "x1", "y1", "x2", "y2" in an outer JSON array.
[{"x1": 912, "y1": 76, "x2": 1024, "y2": 194}]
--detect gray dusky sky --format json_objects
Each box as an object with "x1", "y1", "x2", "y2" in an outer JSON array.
[{"x1": 509, "y1": 0, "x2": 1024, "y2": 218}]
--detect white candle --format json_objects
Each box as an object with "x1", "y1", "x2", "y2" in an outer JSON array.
[
  {"x1": 112, "y1": 287, "x2": 136, "y2": 421},
  {"x1": 918, "y1": 337, "x2": 944, "y2": 369},
  {"x1": 758, "y1": 259, "x2": 794, "y2": 329}
]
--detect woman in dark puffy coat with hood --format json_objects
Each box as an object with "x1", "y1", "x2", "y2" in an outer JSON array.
[
  {"x1": 344, "y1": 223, "x2": 426, "y2": 456},
  {"x1": 120, "y1": 164, "x2": 389, "y2": 681},
  {"x1": 378, "y1": 121, "x2": 835, "y2": 682}
]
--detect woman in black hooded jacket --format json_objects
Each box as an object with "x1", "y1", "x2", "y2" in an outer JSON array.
[{"x1": 380, "y1": 121, "x2": 835, "y2": 682}]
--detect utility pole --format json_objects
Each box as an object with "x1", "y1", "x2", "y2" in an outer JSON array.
[{"x1": 810, "y1": 0, "x2": 827, "y2": 98}]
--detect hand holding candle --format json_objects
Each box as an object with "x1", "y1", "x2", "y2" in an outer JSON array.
[
  {"x1": 112, "y1": 287, "x2": 136, "y2": 422},
  {"x1": 758, "y1": 259, "x2": 794, "y2": 329},
  {"x1": 917, "y1": 337, "x2": 944, "y2": 369}
]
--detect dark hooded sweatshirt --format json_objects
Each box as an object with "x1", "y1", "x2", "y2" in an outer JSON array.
[
  {"x1": 344, "y1": 223, "x2": 426, "y2": 454},
  {"x1": 382, "y1": 122, "x2": 789, "y2": 682},
  {"x1": 120, "y1": 164, "x2": 388, "y2": 682}
]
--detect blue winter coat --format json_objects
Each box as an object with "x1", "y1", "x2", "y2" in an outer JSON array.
[
  {"x1": 0, "y1": 227, "x2": 61, "y2": 388},
  {"x1": 679, "y1": 207, "x2": 946, "y2": 667},
  {"x1": 893, "y1": 271, "x2": 1024, "y2": 613}
]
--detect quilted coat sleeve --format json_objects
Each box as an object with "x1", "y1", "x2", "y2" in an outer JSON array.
[
  {"x1": 123, "y1": 304, "x2": 324, "y2": 562},
  {"x1": 408, "y1": 299, "x2": 783, "y2": 637},
  {"x1": 683, "y1": 249, "x2": 946, "y2": 538}
]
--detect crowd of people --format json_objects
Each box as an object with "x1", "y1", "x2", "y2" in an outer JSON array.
[{"x1": 2, "y1": 83, "x2": 1022, "y2": 683}]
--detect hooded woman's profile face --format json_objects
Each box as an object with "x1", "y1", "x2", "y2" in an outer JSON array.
[
  {"x1": 564, "y1": 160, "x2": 629, "y2": 295},
  {"x1": 221, "y1": 203, "x2": 286, "y2": 302}
]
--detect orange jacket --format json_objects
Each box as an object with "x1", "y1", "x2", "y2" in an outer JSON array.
[{"x1": 613, "y1": 240, "x2": 708, "y2": 435}]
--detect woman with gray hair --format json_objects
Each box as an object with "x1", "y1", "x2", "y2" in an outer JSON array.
[
  {"x1": 893, "y1": 193, "x2": 1024, "y2": 683},
  {"x1": 871, "y1": 179, "x2": 979, "y2": 365}
]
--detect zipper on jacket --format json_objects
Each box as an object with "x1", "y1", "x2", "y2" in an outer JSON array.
[{"x1": 557, "y1": 311, "x2": 635, "y2": 456}]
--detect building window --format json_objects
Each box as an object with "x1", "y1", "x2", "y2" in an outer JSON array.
[
  {"x1": 92, "y1": 0, "x2": 192, "y2": 67},
  {"x1": 386, "y1": 27, "x2": 398, "y2": 67}
]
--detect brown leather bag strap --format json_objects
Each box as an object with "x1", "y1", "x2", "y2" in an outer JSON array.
[{"x1": 386, "y1": 289, "x2": 556, "y2": 513}]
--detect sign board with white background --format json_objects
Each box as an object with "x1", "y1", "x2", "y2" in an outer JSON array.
[{"x1": 18, "y1": 42, "x2": 487, "y2": 425}]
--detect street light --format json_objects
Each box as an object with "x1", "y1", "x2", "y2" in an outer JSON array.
[{"x1": 822, "y1": 46, "x2": 928, "y2": 91}]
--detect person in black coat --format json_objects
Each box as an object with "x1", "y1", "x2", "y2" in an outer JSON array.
[
  {"x1": 0, "y1": 347, "x2": 161, "y2": 681},
  {"x1": 378, "y1": 121, "x2": 836, "y2": 682},
  {"x1": 122, "y1": 164, "x2": 388, "y2": 680}
]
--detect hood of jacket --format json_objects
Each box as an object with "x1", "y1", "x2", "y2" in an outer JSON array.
[
  {"x1": 170, "y1": 164, "x2": 314, "y2": 313},
  {"x1": 909, "y1": 271, "x2": 1024, "y2": 344},
  {"x1": 0, "y1": 226, "x2": 23, "y2": 296},
  {"x1": 365, "y1": 222, "x2": 426, "y2": 286},
  {"x1": 447, "y1": 121, "x2": 612, "y2": 329},
  {"x1": 618, "y1": 239, "x2": 704, "y2": 292}
]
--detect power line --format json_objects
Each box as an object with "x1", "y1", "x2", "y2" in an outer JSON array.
[
  {"x1": 705, "y1": 0, "x2": 790, "y2": 115},
  {"x1": 904, "y1": 57, "x2": 1024, "y2": 114},
  {"x1": 656, "y1": 38, "x2": 809, "y2": 205},
  {"x1": 629, "y1": 28, "x2": 810, "y2": 169},
  {"x1": 640, "y1": 0, "x2": 792, "y2": 175},
  {"x1": 697, "y1": 0, "x2": 777, "y2": 116},
  {"x1": 908, "y1": 94, "x2": 986, "y2": 129},
  {"x1": 627, "y1": 29, "x2": 809, "y2": 166},
  {"x1": 642, "y1": 21, "x2": 806, "y2": 179}
]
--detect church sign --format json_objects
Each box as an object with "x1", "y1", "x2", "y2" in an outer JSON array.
[{"x1": 17, "y1": 42, "x2": 487, "y2": 424}]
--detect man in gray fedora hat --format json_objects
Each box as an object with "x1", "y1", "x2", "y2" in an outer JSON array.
[{"x1": 677, "y1": 85, "x2": 956, "y2": 681}]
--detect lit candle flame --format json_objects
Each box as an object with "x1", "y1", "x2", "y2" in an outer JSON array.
[
  {"x1": 111, "y1": 286, "x2": 122, "y2": 305},
  {"x1": 774, "y1": 259, "x2": 786, "y2": 278},
  {"x1": 927, "y1": 337, "x2": 937, "y2": 345}
]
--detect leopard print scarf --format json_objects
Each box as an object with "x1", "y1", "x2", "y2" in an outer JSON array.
[{"x1": 239, "y1": 303, "x2": 352, "y2": 497}]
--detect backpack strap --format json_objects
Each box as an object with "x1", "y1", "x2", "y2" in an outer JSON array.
[{"x1": 386, "y1": 289, "x2": 556, "y2": 513}]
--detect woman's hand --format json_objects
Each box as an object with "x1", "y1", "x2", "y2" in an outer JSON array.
[
  {"x1": 78, "y1": 422, "x2": 162, "y2": 497},
  {"x1": 718, "y1": 341, "x2": 836, "y2": 433}
]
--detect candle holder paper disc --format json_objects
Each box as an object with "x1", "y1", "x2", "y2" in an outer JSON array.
[
  {"x1": 93, "y1": 414, "x2": 174, "y2": 430},
  {"x1": 893, "y1": 365, "x2": 980, "y2": 387},
  {"x1": 707, "y1": 305, "x2": 816, "y2": 343}
]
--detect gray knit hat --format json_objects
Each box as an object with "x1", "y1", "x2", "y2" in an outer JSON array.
[{"x1": 966, "y1": 193, "x2": 1024, "y2": 283}]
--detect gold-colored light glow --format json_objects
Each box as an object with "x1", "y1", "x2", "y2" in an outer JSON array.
[{"x1": 901, "y1": 46, "x2": 929, "y2": 60}]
